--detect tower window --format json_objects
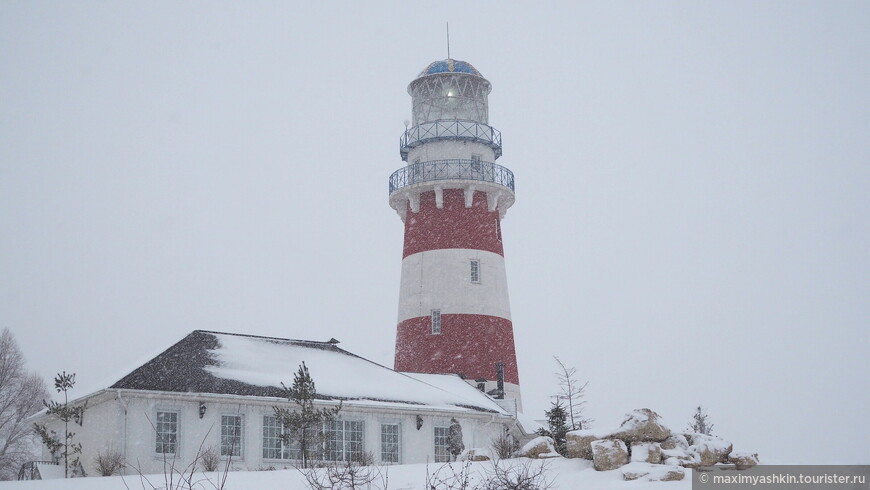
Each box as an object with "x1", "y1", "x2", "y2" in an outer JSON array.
[
  {"x1": 470, "y1": 260, "x2": 480, "y2": 284},
  {"x1": 471, "y1": 154, "x2": 481, "y2": 172},
  {"x1": 431, "y1": 310, "x2": 441, "y2": 335},
  {"x1": 496, "y1": 219, "x2": 502, "y2": 242}
]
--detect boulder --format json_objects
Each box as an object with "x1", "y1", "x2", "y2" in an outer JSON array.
[
  {"x1": 459, "y1": 448, "x2": 491, "y2": 462},
  {"x1": 630, "y1": 442, "x2": 662, "y2": 464},
  {"x1": 517, "y1": 436, "x2": 559, "y2": 459},
  {"x1": 610, "y1": 409, "x2": 671, "y2": 443},
  {"x1": 662, "y1": 447, "x2": 699, "y2": 468},
  {"x1": 621, "y1": 462, "x2": 685, "y2": 481},
  {"x1": 727, "y1": 451, "x2": 759, "y2": 470},
  {"x1": 660, "y1": 434, "x2": 690, "y2": 451},
  {"x1": 591, "y1": 439, "x2": 628, "y2": 471},
  {"x1": 686, "y1": 433, "x2": 732, "y2": 466},
  {"x1": 566, "y1": 429, "x2": 613, "y2": 460}
]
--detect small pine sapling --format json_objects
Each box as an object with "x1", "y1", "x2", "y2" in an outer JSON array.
[
  {"x1": 273, "y1": 362, "x2": 341, "y2": 468},
  {"x1": 687, "y1": 405, "x2": 714, "y2": 435},
  {"x1": 33, "y1": 371, "x2": 87, "y2": 478},
  {"x1": 536, "y1": 400, "x2": 569, "y2": 456}
]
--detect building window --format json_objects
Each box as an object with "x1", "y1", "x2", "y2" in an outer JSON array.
[
  {"x1": 221, "y1": 415, "x2": 243, "y2": 457},
  {"x1": 434, "y1": 426, "x2": 450, "y2": 463},
  {"x1": 262, "y1": 415, "x2": 292, "y2": 460},
  {"x1": 471, "y1": 154, "x2": 482, "y2": 172},
  {"x1": 470, "y1": 260, "x2": 480, "y2": 284},
  {"x1": 496, "y1": 219, "x2": 502, "y2": 242},
  {"x1": 155, "y1": 411, "x2": 178, "y2": 455},
  {"x1": 381, "y1": 423, "x2": 400, "y2": 464},
  {"x1": 431, "y1": 310, "x2": 441, "y2": 335},
  {"x1": 325, "y1": 420, "x2": 365, "y2": 462}
]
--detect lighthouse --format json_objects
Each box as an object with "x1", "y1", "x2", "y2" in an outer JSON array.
[{"x1": 389, "y1": 59, "x2": 521, "y2": 409}]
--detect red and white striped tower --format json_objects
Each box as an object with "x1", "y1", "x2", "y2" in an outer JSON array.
[{"x1": 389, "y1": 59, "x2": 521, "y2": 408}]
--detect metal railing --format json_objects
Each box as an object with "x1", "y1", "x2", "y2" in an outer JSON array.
[
  {"x1": 400, "y1": 120, "x2": 503, "y2": 160},
  {"x1": 389, "y1": 159, "x2": 515, "y2": 194}
]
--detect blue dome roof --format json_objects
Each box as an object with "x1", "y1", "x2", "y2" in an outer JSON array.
[{"x1": 417, "y1": 59, "x2": 482, "y2": 78}]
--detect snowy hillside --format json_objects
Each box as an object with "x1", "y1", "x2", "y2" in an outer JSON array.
[{"x1": 4, "y1": 458, "x2": 690, "y2": 489}]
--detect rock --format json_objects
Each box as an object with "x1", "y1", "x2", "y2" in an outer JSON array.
[
  {"x1": 662, "y1": 447, "x2": 699, "y2": 468},
  {"x1": 630, "y1": 442, "x2": 662, "y2": 464},
  {"x1": 591, "y1": 439, "x2": 628, "y2": 471},
  {"x1": 610, "y1": 409, "x2": 671, "y2": 443},
  {"x1": 621, "y1": 462, "x2": 685, "y2": 481},
  {"x1": 566, "y1": 429, "x2": 613, "y2": 460},
  {"x1": 727, "y1": 451, "x2": 759, "y2": 469},
  {"x1": 459, "y1": 448, "x2": 491, "y2": 462},
  {"x1": 687, "y1": 433, "x2": 732, "y2": 466},
  {"x1": 660, "y1": 434, "x2": 689, "y2": 451},
  {"x1": 517, "y1": 436, "x2": 558, "y2": 459}
]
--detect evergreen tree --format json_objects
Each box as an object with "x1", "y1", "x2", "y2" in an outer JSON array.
[
  {"x1": 536, "y1": 400, "x2": 569, "y2": 456},
  {"x1": 446, "y1": 418, "x2": 465, "y2": 461},
  {"x1": 273, "y1": 362, "x2": 341, "y2": 468},
  {"x1": 33, "y1": 372, "x2": 87, "y2": 478},
  {"x1": 687, "y1": 405, "x2": 714, "y2": 435}
]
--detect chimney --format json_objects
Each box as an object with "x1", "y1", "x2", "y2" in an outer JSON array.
[{"x1": 495, "y1": 362, "x2": 505, "y2": 399}]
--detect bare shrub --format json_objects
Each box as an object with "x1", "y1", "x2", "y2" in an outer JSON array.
[
  {"x1": 481, "y1": 459, "x2": 554, "y2": 490},
  {"x1": 491, "y1": 431, "x2": 520, "y2": 460},
  {"x1": 301, "y1": 458, "x2": 388, "y2": 490},
  {"x1": 94, "y1": 447, "x2": 125, "y2": 476},
  {"x1": 425, "y1": 460, "x2": 479, "y2": 490},
  {"x1": 200, "y1": 446, "x2": 220, "y2": 472}
]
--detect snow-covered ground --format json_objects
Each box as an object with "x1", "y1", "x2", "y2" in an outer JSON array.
[{"x1": 3, "y1": 458, "x2": 690, "y2": 489}]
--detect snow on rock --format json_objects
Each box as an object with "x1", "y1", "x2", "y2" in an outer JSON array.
[
  {"x1": 662, "y1": 448, "x2": 698, "y2": 468},
  {"x1": 460, "y1": 447, "x2": 493, "y2": 461},
  {"x1": 566, "y1": 427, "x2": 616, "y2": 460},
  {"x1": 518, "y1": 436, "x2": 560, "y2": 459},
  {"x1": 631, "y1": 442, "x2": 663, "y2": 464},
  {"x1": 685, "y1": 433, "x2": 733, "y2": 466},
  {"x1": 661, "y1": 434, "x2": 690, "y2": 451},
  {"x1": 621, "y1": 462, "x2": 686, "y2": 481},
  {"x1": 726, "y1": 450, "x2": 759, "y2": 469},
  {"x1": 610, "y1": 408, "x2": 671, "y2": 443},
  {"x1": 591, "y1": 439, "x2": 629, "y2": 471}
]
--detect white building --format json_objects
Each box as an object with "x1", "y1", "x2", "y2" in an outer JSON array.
[{"x1": 32, "y1": 330, "x2": 526, "y2": 476}]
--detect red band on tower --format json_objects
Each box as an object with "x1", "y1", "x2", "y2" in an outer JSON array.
[{"x1": 403, "y1": 189, "x2": 503, "y2": 258}]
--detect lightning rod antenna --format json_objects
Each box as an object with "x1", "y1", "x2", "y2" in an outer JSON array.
[{"x1": 446, "y1": 22, "x2": 450, "y2": 59}]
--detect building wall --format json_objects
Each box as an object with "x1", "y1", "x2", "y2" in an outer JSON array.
[{"x1": 39, "y1": 391, "x2": 511, "y2": 476}]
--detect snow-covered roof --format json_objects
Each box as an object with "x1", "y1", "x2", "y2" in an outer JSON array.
[{"x1": 111, "y1": 330, "x2": 507, "y2": 415}]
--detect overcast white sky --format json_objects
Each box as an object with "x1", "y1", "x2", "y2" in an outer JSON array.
[{"x1": 2, "y1": 1, "x2": 867, "y2": 465}]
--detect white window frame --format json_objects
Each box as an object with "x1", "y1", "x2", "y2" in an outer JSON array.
[
  {"x1": 154, "y1": 409, "x2": 180, "y2": 456},
  {"x1": 220, "y1": 414, "x2": 244, "y2": 459},
  {"x1": 470, "y1": 259, "x2": 480, "y2": 284},
  {"x1": 434, "y1": 425, "x2": 450, "y2": 463},
  {"x1": 431, "y1": 309, "x2": 441, "y2": 335},
  {"x1": 262, "y1": 414, "x2": 293, "y2": 461},
  {"x1": 380, "y1": 422, "x2": 401, "y2": 464},
  {"x1": 324, "y1": 419, "x2": 365, "y2": 462}
]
